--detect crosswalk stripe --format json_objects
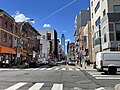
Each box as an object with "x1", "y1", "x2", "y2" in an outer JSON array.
[
  {"x1": 69, "y1": 68, "x2": 73, "y2": 71},
  {"x1": 5, "y1": 82, "x2": 27, "y2": 90},
  {"x1": 0, "y1": 68, "x2": 81, "y2": 72},
  {"x1": 76, "y1": 69, "x2": 80, "y2": 71},
  {"x1": 28, "y1": 83, "x2": 44, "y2": 90},
  {"x1": 61, "y1": 68, "x2": 66, "y2": 70},
  {"x1": 95, "y1": 87, "x2": 105, "y2": 90},
  {"x1": 32, "y1": 68, "x2": 39, "y2": 70},
  {"x1": 95, "y1": 77, "x2": 120, "y2": 80},
  {"x1": 24, "y1": 68, "x2": 32, "y2": 70},
  {"x1": 46, "y1": 68, "x2": 53, "y2": 70},
  {"x1": 39, "y1": 68, "x2": 46, "y2": 70},
  {"x1": 51, "y1": 84, "x2": 63, "y2": 90},
  {"x1": 87, "y1": 71, "x2": 120, "y2": 80},
  {"x1": 54, "y1": 68, "x2": 59, "y2": 70}
]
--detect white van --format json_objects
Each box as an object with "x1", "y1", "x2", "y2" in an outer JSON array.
[{"x1": 96, "y1": 51, "x2": 120, "y2": 74}]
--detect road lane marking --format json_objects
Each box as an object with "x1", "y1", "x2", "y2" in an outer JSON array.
[
  {"x1": 5, "y1": 82, "x2": 27, "y2": 90},
  {"x1": 95, "y1": 87, "x2": 105, "y2": 90},
  {"x1": 39, "y1": 68, "x2": 46, "y2": 70},
  {"x1": 51, "y1": 84, "x2": 63, "y2": 90},
  {"x1": 28, "y1": 83, "x2": 44, "y2": 90},
  {"x1": 69, "y1": 68, "x2": 73, "y2": 71},
  {"x1": 76, "y1": 69, "x2": 80, "y2": 71},
  {"x1": 54, "y1": 68, "x2": 59, "y2": 70},
  {"x1": 46, "y1": 68, "x2": 53, "y2": 70},
  {"x1": 61, "y1": 68, "x2": 66, "y2": 70}
]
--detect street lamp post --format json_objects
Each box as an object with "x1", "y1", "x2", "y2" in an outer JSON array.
[{"x1": 17, "y1": 19, "x2": 34, "y2": 65}]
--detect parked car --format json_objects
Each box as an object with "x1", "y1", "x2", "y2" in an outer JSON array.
[
  {"x1": 68, "y1": 60, "x2": 75, "y2": 65},
  {"x1": 38, "y1": 58, "x2": 47, "y2": 65},
  {"x1": 96, "y1": 51, "x2": 120, "y2": 74},
  {"x1": 61, "y1": 60, "x2": 67, "y2": 65},
  {"x1": 48, "y1": 59, "x2": 57, "y2": 66},
  {"x1": 29, "y1": 60, "x2": 40, "y2": 68}
]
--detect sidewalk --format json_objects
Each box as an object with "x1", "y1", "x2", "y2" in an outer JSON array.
[{"x1": 76, "y1": 64, "x2": 96, "y2": 71}]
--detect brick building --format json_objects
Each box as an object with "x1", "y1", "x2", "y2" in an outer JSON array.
[{"x1": 0, "y1": 9, "x2": 40, "y2": 66}]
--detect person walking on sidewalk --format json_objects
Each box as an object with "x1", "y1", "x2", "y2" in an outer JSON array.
[
  {"x1": 2, "y1": 60, "x2": 5, "y2": 68},
  {"x1": 5, "y1": 59, "x2": 9, "y2": 68}
]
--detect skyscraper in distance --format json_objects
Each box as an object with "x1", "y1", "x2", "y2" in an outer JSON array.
[{"x1": 61, "y1": 34, "x2": 65, "y2": 53}]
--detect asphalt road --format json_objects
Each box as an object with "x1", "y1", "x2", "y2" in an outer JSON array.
[{"x1": 0, "y1": 65, "x2": 119, "y2": 90}]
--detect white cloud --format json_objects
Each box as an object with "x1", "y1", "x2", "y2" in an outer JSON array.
[
  {"x1": 65, "y1": 39, "x2": 71, "y2": 42},
  {"x1": 43, "y1": 24, "x2": 51, "y2": 28},
  {"x1": 65, "y1": 43, "x2": 67, "y2": 46},
  {"x1": 63, "y1": 30, "x2": 66, "y2": 33},
  {"x1": 13, "y1": 11, "x2": 35, "y2": 23},
  {"x1": 87, "y1": 7, "x2": 89, "y2": 10},
  {"x1": 57, "y1": 38, "x2": 61, "y2": 45}
]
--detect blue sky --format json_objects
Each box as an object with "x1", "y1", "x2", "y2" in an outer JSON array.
[{"x1": 0, "y1": 0, "x2": 89, "y2": 52}]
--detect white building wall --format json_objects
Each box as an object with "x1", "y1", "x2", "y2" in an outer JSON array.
[{"x1": 38, "y1": 30, "x2": 55, "y2": 59}]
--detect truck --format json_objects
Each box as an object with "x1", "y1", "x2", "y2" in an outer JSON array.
[{"x1": 96, "y1": 51, "x2": 120, "y2": 74}]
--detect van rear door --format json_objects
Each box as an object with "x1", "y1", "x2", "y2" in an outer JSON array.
[{"x1": 103, "y1": 53, "x2": 120, "y2": 67}]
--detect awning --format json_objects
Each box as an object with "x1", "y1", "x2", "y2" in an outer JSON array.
[
  {"x1": 20, "y1": 50, "x2": 28, "y2": 56},
  {"x1": 0, "y1": 46, "x2": 16, "y2": 54},
  {"x1": 22, "y1": 50, "x2": 28, "y2": 53}
]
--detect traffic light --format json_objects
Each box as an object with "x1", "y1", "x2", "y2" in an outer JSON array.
[{"x1": 47, "y1": 33, "x2": 51, "y2": 40}]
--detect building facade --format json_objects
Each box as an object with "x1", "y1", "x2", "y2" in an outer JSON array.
[
  {"x1": 0, "y1": 9, "x2": 20, "y2": 65},
  {"x1": 67, "y1": 42, "x2": 75, "y2": 60},
  {"x1": 61, "y1": 34, "x2": 65, "y2": 53},
  {"x1": 90, "y1": 0, "x2": 120, "y2": 60},
  {"x1": 83, "y1": 21, "x2": 92, "y2": 63},
  {"x1": 21, "y1": 22, "x2": 40, "y2": 63},
  {"x1": 0, "y1": 9, "x2": 40, "y2": 66},
  {"x1": 38, "y1": 30, "x2": 58, "y2": 60},
  {"x1": 74, "y1": 10, "x2": 90, "y2": 64}
]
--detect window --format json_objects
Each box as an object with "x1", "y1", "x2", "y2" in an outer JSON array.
[
  {"x1": 42, "y1": 35, "x2": 45, "y2": 39},
  {"x1": 94, "y1": 31, "x2": 100, "y2": 46},
  {"x1": 95, "y1": 17, "x2": 100, "y2": 26},
  {"x1": 109, "y1": 33, "x2": 114, "y2": 41},
  {"x1": 115, "y1": 23, "x2": 120, "y2": 41},
  {"x1": 109, "y1": 23, "x2": 114, "y2": 31},
  {"x1": 5, "y1": 20, "x2": 7, "y2": 28},
  {"x1": 103, "y1": 26, "x2": 106, "y2": 34},
  {"x1": 114, "y1": 5, "x2": 120, "y2": 13},
  {"x1": 95, "y1": 1, "x2": 100, "y2": 13},
  {"x1": 3, "y1": 32, "x2": 7, "y2": 42},
  {"x1": 92, "y1": 13, "x2": 93, "y2": 18},
  {"x1": 40, "y1": 44, "x2": 42, "y2": 54},
  {"x1": 115, "y1": 23, "x2": 120, "y2": 31},
  {"x1": 103, "y1": 9, "x2": 106, "y2": 16},
  {"x1": 10, "y1": 24, "x2": 13, "y2": 31},
  {"x1": 91, "y1": 1, "x2": 93, "y2": 6},
  {"x1": 9, "y1": 35, "x2": 12, "y2": 44},
  {"x1": 15, "y1": 27, "x2": 17, "y2": 33},
  {"x1": 104, "y1": 34, "x2": 107, "y2": 42}
]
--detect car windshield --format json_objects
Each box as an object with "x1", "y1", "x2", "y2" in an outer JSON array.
[{"x1": 0, "y1": 0, "x2": 120, "y2": 90}]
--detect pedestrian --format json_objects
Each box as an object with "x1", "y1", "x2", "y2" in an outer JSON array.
[
  {"x1": 85, "y1": 59, "x2": 87, "y2": 68},
  {"x1": 5, "y1": 59, "x2": 9, "y2": 68},
  {"x1": 2, "y1": 60, "x2": 5, "y2": 68},
  {"x1": 88, "y1": 59, "x2": 90, "y2": 66}
]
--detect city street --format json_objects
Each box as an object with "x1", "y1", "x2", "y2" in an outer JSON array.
[{"x1": 0, "y1": 65, "x2": 119, "y2": 90}]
